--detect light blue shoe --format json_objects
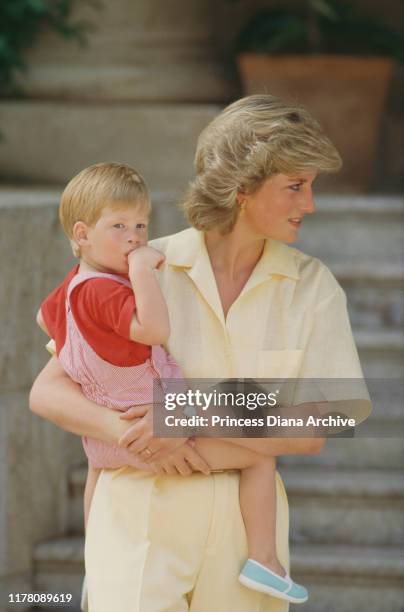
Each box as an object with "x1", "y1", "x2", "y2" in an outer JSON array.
[{"x1": 239, "y1": 559, "x2": 308, "y2": 604}]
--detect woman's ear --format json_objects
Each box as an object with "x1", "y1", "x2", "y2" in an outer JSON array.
[
  {"x1": 236, "y1": 192, "x2": 246, "y2": 211},
  {"x1": 72, "y1": 221, "x2": 90, "y2": 249}
]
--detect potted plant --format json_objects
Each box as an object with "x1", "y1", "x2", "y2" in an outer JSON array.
[{"x1": 234, "y1": 0, "x2": 404, "y2": 191}]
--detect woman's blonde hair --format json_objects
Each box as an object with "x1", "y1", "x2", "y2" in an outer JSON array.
[
  {"x1": 59, "y1": 162, "x2": 150, "y2": 256},
  {"x1": 182, "y1": 94, "x2": 342, "y2": 234}
]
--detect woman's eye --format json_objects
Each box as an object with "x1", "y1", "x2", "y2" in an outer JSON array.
[{"x1": 113, "y1": 223, "x2": 125, "y2": 229}]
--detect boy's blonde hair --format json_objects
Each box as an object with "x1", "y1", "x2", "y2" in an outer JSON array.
[
  {"x1": 59, "y1": 162, "x2": 150, "y2": 257},
  {"x1": 182, "y1": 94, "x2": 342, "y2": 234}
]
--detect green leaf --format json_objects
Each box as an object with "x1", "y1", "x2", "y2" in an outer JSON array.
[
  {"x1": 0, "y1": 0, "x2": 100, "y2": 94},
  {"x1": 25, "y1": 0, "x2": 46, "y2": 13},
  {"x1": 309, "y1": 0, "x2": 339, "y2": 21}
]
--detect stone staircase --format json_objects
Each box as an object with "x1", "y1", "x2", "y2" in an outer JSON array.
[
  {"x1": 281, "y1": 195, "x2": 404, "y2": 611},
  {"x1": 20, "y1": 194, "x2": 404, "y2": 611}
]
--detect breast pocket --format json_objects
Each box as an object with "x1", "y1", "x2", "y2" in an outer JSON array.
[{"x1": 257, "y1": 349, "x2": 303, "y2": 379}]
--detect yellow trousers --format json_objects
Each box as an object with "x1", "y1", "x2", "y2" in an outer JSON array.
[{"x1": 85, "y1": 468, "x2": 290, "y2": 612}]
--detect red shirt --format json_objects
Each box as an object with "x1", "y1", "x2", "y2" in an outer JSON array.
[{"x1": 41, "y1": 266, "x2": 151, "y2": 366}]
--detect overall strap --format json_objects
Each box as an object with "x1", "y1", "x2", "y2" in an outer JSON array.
[{"x1": 66, "y1": 270, "x2": 132, "y2": 306}]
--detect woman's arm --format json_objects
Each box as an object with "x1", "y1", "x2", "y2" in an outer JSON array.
[
  {"x1": 147, "y1": 435, "x2": 326, "y2": 464},
  {"x1": 223, "y1": 436, "x2": 326, "y2": 457},
  {"x1": 148, "y1": 436, "x2": 325, "y2": 476},
  {"x1": 118, "y1": 398, "x2": 326, "y2": 462},
  {"x1": 29, "y1": 356, "x2": 146, "y2": 443}
]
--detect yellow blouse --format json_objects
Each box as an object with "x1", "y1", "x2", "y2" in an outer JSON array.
[{"x1": 152, "y1": 228, "x2": 371, "y2": 424}]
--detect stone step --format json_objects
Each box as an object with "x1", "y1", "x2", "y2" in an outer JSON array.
[
  {"x1": 67, "y1": 466, "x2": 87, "y2": 535},
  {"x1": 291, "y1": 543, "x2": 404, "y2": 612},
  {"x1": 279, "y1": 465, "x2": 404, "y2": 546},
  {"x1": 279, "y1": 435, "x2": 404, "y2": 470},
  {"x1": 355, "y1": 329, "x2": 404, "y2": 377},
  {"x1": 0, "y1": 573, "x2": 33, "y2": 612},
  {"x1": 306, "y1": 195, "x2": 404, "y2": 216},
  {"x1": 295, "y1": 196, "x2": 404, "y2": 265},
  {"x1": 0, "y1": 102, "x2": 220, "y2": 192},
  {"x1": 32, "y1": 536, "x2": 84, "y2": 609},
  {"x1": 355, "y1": 329, "x2": 404, "y2": 351},
  {"x1": 32, "y1": 535, "x2": 404, "y2": 612},
  {"x1": 67, "y1": 463, "x2": 404, "y2": 546},
  {"x1": 332, "y1": 262, "x2": 404, "y2": 330},
  {"x1": 364, "y1": 378, "x2": 404, "y2": 421},
  {"x1": 333, "y1": 262, "x2": 404, "y2": 284}
]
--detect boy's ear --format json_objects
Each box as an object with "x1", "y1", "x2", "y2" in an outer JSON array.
[{"x1": 72, "y1": 221, "x2": 90, "y2": 248}]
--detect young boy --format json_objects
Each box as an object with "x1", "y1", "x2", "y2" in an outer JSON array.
[{"x1": 37, "y1": 161, "x2": 187, "y2": 526}]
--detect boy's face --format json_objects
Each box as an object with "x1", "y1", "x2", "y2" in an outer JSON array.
[{"x1": 80, "y1": 202, "x2": 149, "y2": 274}]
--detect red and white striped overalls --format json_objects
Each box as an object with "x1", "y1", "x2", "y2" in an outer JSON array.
[{"x1": 58, "y1": 271, "x2": 183, "y2": 470}]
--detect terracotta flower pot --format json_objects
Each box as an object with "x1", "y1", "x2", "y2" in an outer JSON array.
[{"x1": 237, "y1": 54, "x2": 394, "y2": 192}]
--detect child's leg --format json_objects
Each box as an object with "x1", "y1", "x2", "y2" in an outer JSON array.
[
  {"x1": 194, "y1": 440, "x2": 285, "y2": 574},
  {"x1": 239, "y1": 457, "x2": 285, "y2": 576},
  {"x1": 193, "y1": 437, "x2": 266, "y2": 471},
  {"x1": 81, "y1": 466, "x2": 100, "y2": 612},
  {"x1": 193, "y1": 438, "x2": 308, "y2": 603},
  {"x1": 84, "y1": 465, "x2": 101, "y2": 530}
]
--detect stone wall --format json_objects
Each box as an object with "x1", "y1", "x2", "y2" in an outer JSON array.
[
  {"x1": 16, "y1": 0, "x2": 236, "y2": 102},
  {"x1": 0, "y1": 190, "x2": 81, "y2": 602}
]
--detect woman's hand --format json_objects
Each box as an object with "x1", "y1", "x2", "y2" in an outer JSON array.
[
  {"x1": 118, "y1": 404, "x2": 190, "y2": 461},
  {"x1": 150, "y1": 444, "x2": 211, "y2": 477}
]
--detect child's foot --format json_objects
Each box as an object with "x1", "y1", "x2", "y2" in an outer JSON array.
[
  {"x1": 255, "y1": 555, "x2": 287, "y2": 578},
  {"x1": 238, "y1": 558, "x2": 308, "y2": 604}
]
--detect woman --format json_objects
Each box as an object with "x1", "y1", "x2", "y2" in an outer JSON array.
[{"x1": 30, "y1": 95, "x2": 369, "y2": 612}]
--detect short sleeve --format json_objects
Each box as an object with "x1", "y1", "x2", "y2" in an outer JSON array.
[
  {"x1": 72, "y1": 279, "x2": 136, "y2": 340},
  {"x1": 300, "y1": 286, "x2": 364, "y2": 378},
  {"x1": 292, "y1": 286, "x2": 372, "y2": 428},
  {"x1": 40, "y1": 265, "x2": 78, "y2": 353},
  {"x1": 41, "y1": 281, "x2": 66, "y2": 340}
]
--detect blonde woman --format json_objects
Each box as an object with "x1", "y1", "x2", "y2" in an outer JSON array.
[{"x1": 30, "y1": 95, "x2": 368, "y2": 612}]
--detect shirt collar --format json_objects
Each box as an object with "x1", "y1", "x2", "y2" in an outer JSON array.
[{"x1": 165, "y1": 227, "x2": 300, "y2": 280}]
